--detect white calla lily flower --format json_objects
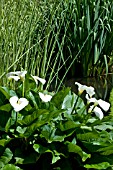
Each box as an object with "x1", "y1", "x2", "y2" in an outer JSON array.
[
  {"x1": 93, "y1": 106, "x2": 104, "y2": 120},
  {"x1": 75, "y1": 82, "x2": 87, "y2": 94},
  {"x1": 88, "y1": 105, "x2": 104, "y2": 120},
  {"x1": 98, "y1": 99, "x2": 110, "y2": 112},
  {"x1": 6, "y1": 71, "x2": 27, "y2": 81},
  {"x1": 9, "y1": 96, "x2": 29, "y2": 112},
  {"x1": 86, "y1": 94, "x2": 98, "y2": 104},
  {"x1": 32, "y1": 76, "x2": 46, "y2": 85},
  {"x1": 7, "y1": 76, "x2": 20, "y2": 81},
  {"x1": 86, "y1": 94, "x2": 110, "y2": 112},
  {"x1": 39, "y1": 92, "x2": 52, "y2": 102},
  {"x1": 85, "y1": 86, "x2": 95, "y2": 97},
  {"x1": 75, "y1": 82, "x2": 95, "y2": 97}
]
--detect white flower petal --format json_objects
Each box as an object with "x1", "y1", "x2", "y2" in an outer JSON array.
[
  {"x1": 9, "y1": 96, "x2": 18, "y2": 108},
  {"x1": 9, "y1": 96, "x2": 29, "y2": 112},
  {"x1": 98, "y1": 99, "x2": 110, "y2": 111},
  {"x1": 32, "y1": 76, "x2": 46, "y2": 85},
  {"x1": 8, "y1": 76, "x2": 20, "y2": 81},
  {"x1": 75, "y1": 82, "x2": 95, "y2": 97},
  {"x1": 75, "y1": 82, "x2": 87, "y2": 94},
  {"x1": 86, "y1": 94, "x2": 97, "y2": 103},
  {"x1": 85, "y1": 86, "x2": 95, "y2": 97},
  {"x1": 17, "y1": 71, "x2": 27, "y2": 78},
  {"x1": 88, "y1": 105, "x2": 94, "y2": 113},
  {"x1": 6, "y1": 71, "x2": 27, "y2": 81},
  {"x1": 93, "y1": 106, "x2": 104, "y2": 120},
  {"x1": 39, "y1": 92, "x2": 52, "y2": 102}
]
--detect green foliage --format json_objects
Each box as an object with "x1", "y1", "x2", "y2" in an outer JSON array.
[
  {"x1": 0, "y1": 72, "x2": 112, "y2": 169},
  {"x1": 109, "y1": 88, "x2": 113, "y2": 115},
  {"x1": 0, "y1": 148, "x2": 13, "y2": 169},
  {"x1": 84, "y1": 162, "x2": 111, "y2": 169},
  {"x1": 1, "y1": 164, "x2": 22, "y2": 170}
]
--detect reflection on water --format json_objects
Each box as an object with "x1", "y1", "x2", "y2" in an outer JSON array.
[{"x1": 65, "y1": 74, "x2": 113, "y2": 101}]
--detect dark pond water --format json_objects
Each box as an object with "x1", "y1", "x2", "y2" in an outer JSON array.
[{"x1": 65, "y1": 74, "x2": 113, "y2": 101}]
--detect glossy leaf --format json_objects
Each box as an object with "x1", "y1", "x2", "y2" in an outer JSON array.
[
  {"x1": 33, "y1": 144, "x2": 51, "y2": 154},
  {"x1": 51, "y1": 87, "x2": 70, "y2": 109},
  {"x1": 84, "y1": 162, "x2": 110, "y2": 169},
  {"x1": 62, "y1": 92, "x2": 86, "y2": 115},
  {"x1": 1, "y1": 164, "x2": 22, "y2": 170},
  {"x1": 60, "y1": 120, "x2": 80, "y2": 131},
  {"x1": 5, "y1": 110, "x2": 17, "y2": 132},
  {"x1": 0, "y1": 87, "x2": 10, "y2": 99},
  {"x1": 0, "y1": 148, "x2": 13, "y2": 168},
  {"x1": 0, "y1": 139, "x2": 11, "y2": 147},
  {"x1": 0, "y1": 104, "x2": 12, "y2": 112}
]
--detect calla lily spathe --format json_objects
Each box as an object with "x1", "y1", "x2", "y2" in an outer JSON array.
[
  {"x1": 39, "y1": 92, "x2": 52, "y2": 102},
  {"x1": 86, "y1": 94, "x2": 110, "y2": 119},
  {"x1": 88, "y1": 105, "x2": 104, "y2": 120},
  {"x1": 6, "y1": 71, "x2": 27, "y2": 81},
  {"x1": 31, "y1": 76, "x2": 46, "y2": 85},
  {"x1": 75, "y1": 82, "x2": 95, "y2": 97},
  {"x1": 86, "y1": 94, "x2": 110, "y2": 112},
  {"x1": 98, "y1": 99, "x2": 110, "y2": 112},
  {"x1": 9, "y1": 96, "x2": 29, "y2": 112}
]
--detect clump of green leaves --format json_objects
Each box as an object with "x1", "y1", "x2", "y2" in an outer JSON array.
[{"x1": 0, "y1": 72, "x2": 113, "y2": 169}]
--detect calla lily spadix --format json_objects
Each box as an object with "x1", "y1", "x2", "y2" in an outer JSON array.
[
  {"x1": 6, "y1": 71, "x2": 27, "y2": 81},
  {"x1": 9, "y1": 96, "x2": 29, "y2": 112},
  {"x1": 39, "y1": 92, "x2": 52, "y2": 103}
]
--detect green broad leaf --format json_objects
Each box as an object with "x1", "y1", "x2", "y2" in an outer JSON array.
[
  {"x1": 5, "y1": 110, "x2": 17, "y2": 132},
  {"x1": 0, "y1": 139, "x2": 11, "y2": 147},
  {"x1": 94, "y1": 124, "x2": 113, "y2": 131},
  {"x1": 97, "y1": 145, "x2": 113, "y2": 155},
  {"x1": 60, "y1": 120, "x2": 80, "y2": 131},
  {"x1": 19, "y1": 109, "x2": 49, "y2": 125},
  {"x1": 0, "y1": 111, "x2": 11, "y2": 128},
  {"x1": 41, "y1": 130, "x2": 66, "y2": 143},
  {"x1": 77, "y1": 132, "x2": 99, "y2": 141},
  {"x1": 0, "y1": 148, "x2": 13, "y2": 168},
  {"x1": 66, "y1": 142, "x2": 91, "y2": 162},
  {"x1": 52, "y1": 150, "x2": 61, "y2": 164},
  {"x1": 15, "y1": 157, "x2": 24, "y2": 164},
  {"x1": 33, "y1": 144, "x2": 61, "y2": 164},
  {"x1": 52, "y1": 150, "x2": 66, "y2": 164},
  {"x1": 51, "y1": 87, "x2": 70, "y2": 109},
  {"x1": 0, "y1": 87, "x2": 10, "y2": 99},
  {"x1": 109, "y1": 88, "x2": 113, "y2": 115},
  {"x1": 81, "y1": 125, "x2": 92, "y2": 131},
  {"x1": 24, "y1": 73, "x2": 36, "y2": 92},
  {"x1": 52, "y1": 154, "x2": 60, "y2": 164},
  {"x1": 82, "y1": 151, "x2": 91, "y2": 162},
  {"x1": 62, "y1": 92, "x2": 86, "y2": 115},
  {"x1": 16, "y1": 126, "x2": 27, "y2": 134},
  {"x1": 66, "y1": 142, "x2": 83, "y2": 158},
  {"x1": 84, "y1": 162, "x2": 110, "y2": 169},
  {"x1": 1, "y1": 164, "x2": 22, "y2": 170},
  {"x1": 21, "y1": 109, "x2": 63, "y2": 137},
  {"x1": 0, "y1": 104, "x2": 12, "y2": 112},
  {"x1": 9, "y1": 90, "x2": 17, "y2": 97},
  {"x1": 33, "y1": 144, "x2": 51, "y2": 154},
  {"x1": 26, "y1": 91, "x2": 38, "y2": 108}
]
